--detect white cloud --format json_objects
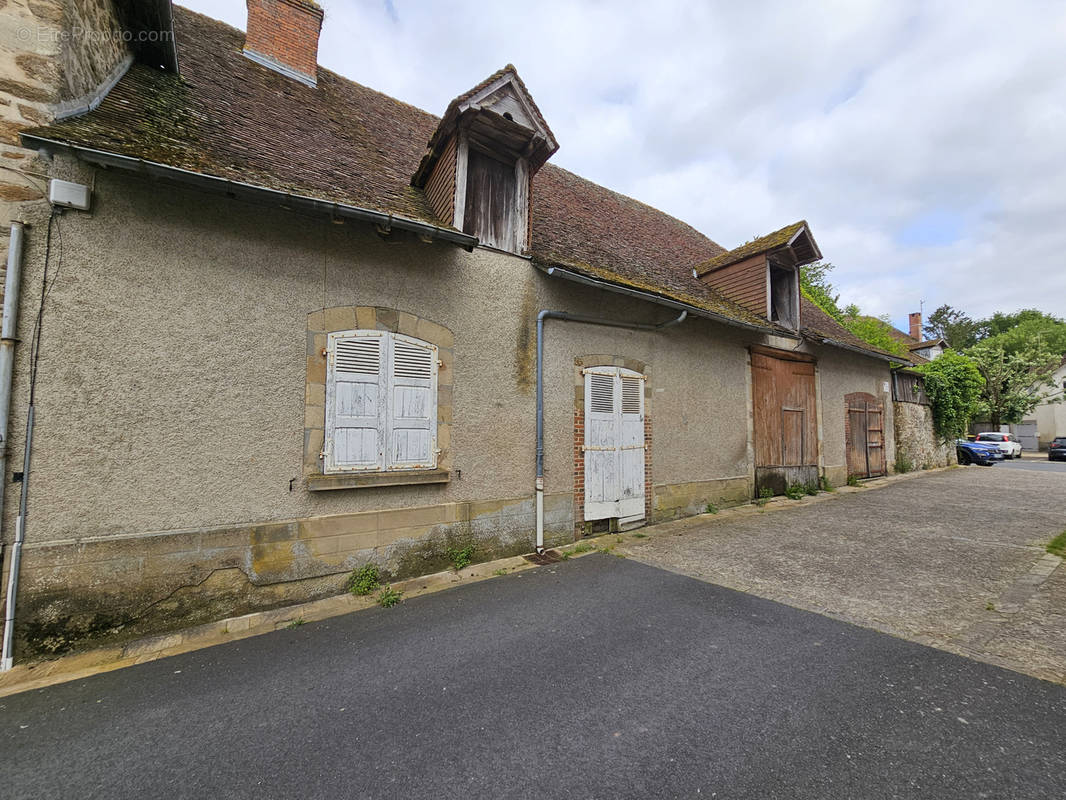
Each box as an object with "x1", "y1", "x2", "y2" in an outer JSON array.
[{"x1": 179, "y1": 0, "x2": 1066, "y2": 324}]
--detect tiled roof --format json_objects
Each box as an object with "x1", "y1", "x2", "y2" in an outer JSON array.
[
  {"x1": 528, "y1": 168, "x2": 770, "y2": 326},
  {"x1": 22, "y1": 5, "x2": 898, "y2": 360},
  {"x1": 26, "y1": 7, "x2": 446, "y2": 225},
  {"x1": 696, "y1": 221, "x2": 807, "y2": 273},
  {"x1": 800, "y1": 301, "x2": 907, "y2": 363}
]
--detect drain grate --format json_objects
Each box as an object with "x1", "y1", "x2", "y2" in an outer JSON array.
[{"x1": 523, "y1": 550, "x2": 564, "y2": 565}]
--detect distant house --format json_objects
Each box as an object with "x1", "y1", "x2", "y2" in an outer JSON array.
[
  {"x1": 1031, "y1": 357, "x2": 1066, "y2": 449},
  {"x1": 0, "y1": 1, "x2": 911, "y2": 660}
]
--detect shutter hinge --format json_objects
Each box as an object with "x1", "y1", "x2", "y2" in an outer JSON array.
[
  {"x1": 437, "y1": 359, "x2": 443, "y2": 367},
  {"x1": 434, "y1": 448, "x2": 442, "y2": 455}
]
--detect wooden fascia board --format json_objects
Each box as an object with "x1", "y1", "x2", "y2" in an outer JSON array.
[{"x1": 750, "y1": 344, "x2": 817, "y2": 363}]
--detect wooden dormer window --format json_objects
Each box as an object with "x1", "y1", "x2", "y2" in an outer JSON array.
[
  {"x1": 413, "y1": 66, "x2": 558, "y2": 255},
  {"x1": 695, "y1": 221, "x2": 821, "y2": 330},
  {"x1": 769, "y1": 261, "x2": 799, "y2": 329},
  {"x1": 463, "y1": 146, "x2": 522, "y2": 250}
]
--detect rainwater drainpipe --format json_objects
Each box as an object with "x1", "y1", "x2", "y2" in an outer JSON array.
[
  {"x1": 0, "y1": 222, "x2": 25, "y2": 671},
  {"x1": 535, "y1": 308, "x2": 687, "y2": 553}
]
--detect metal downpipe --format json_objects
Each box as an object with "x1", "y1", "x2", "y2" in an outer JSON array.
[
  {"x1": 0, "y1": 222, "x2": 25, "y2": 671},
  {"x1": 534, "y1": 308, "x2": 686, "y2": 553}
]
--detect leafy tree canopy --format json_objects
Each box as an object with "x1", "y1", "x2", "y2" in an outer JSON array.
[
  {"x1": 914, "y1": 351, "x2": 985, "y2": 440},
  {"x1": 967, "y1": 339, "x2": 1061, "y2": 427},
  {"x1": 923, "y1": 305, "x2": 982, "y2": 350}
]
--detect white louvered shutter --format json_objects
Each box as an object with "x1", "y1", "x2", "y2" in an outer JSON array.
[
  {"x1": 326, "y1": 332, "x2": 385, "y2": 472},
  {"x1": 386, "y1": 334, "x2": 438, "y2": 469},
  {"x1": 584, "y1": 367, "x2": 645, "y2": 521},
  {"x1": 584, "y1": 369, "x2": 621, "y2": 519},
  {"x1": 618, "y1": 370, "x2": 646, "y2": 519}
]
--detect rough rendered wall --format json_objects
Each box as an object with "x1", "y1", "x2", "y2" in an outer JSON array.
[
  {"x1": 2, "y1": 165, "x2": 761, "y2": 656},
  {"x1": 893, "y1": 401, "x2": 955, "y2": 469},
  {"x1": 813, "y1": 347, "x2": 895, "y2": 487}
]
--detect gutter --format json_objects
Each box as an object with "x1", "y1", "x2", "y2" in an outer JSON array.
[
  {"x1": 535, "y1": 308, "x2": 686, "y2": 553},
  {"x1": 539, "y1": 265, "x2": 778, "y2": 336},
  {"x1": 19, "y1": 136, "x2": 479, "y2": 251}
]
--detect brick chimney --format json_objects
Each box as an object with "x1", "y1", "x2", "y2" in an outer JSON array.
[
  {"x1": 909, "y1": 312, "x2": 922, "y2": 341},
  {"x1": 243, "y1": 0, "x2": 323, "y2": 87}
]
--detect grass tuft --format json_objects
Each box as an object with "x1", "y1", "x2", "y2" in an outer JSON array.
[{"x1": 1047, "y1": 531, "x2": 1066, "y2": 558}]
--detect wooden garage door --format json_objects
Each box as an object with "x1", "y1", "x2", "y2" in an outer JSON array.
[
  {"x1": 752, "y1": 350, "x2": 819, "y2": 495},
  {"x1": 846, "y1": 392, "x2": 885, "y2": 479}
]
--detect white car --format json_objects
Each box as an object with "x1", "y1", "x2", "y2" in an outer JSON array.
[{"x1": 974, "y1": 432, "x2": 1023, "y2": 459}]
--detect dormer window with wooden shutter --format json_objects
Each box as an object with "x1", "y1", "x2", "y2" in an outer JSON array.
[
  {"x1": 413, "y1": 66, "x2": 559, "y2": 254},
  {"x1": 695, "y1": 221, "x2": 821, "y2": 332}
]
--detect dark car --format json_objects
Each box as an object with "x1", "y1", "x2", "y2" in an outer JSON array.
[
  {"x1": 956, "y1": 439, "x2": 1004, "y2": 466},
  {"x1": 1050, "y1": 437, "x2": 1066, "y2": 462}
]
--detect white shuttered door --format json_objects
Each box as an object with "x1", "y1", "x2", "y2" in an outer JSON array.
[
  {"x1": 584, "y1": 367, "x2": 645, "y2": 521},
  {"x1": 325, "y1": 331, "x2": 438, "y2": 473}
]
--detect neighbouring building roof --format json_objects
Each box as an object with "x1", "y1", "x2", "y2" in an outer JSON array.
[{"x1": 20, "y1": 5, "x2": 896, "y2": 360}]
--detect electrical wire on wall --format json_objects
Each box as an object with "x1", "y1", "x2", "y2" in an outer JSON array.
[{"x1": 27, "y1": 209, "x2": 64, "y2": 408}]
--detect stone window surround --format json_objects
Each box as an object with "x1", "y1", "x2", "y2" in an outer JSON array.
[
  {"x1": 305, "y1": 307, "x2": 454, "y2": 491},
  {"x1": 573, "y1": 355, "x2": 652, "y2": 535}
]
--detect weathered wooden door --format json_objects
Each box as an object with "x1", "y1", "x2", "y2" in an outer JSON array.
[
  {"x1": 752, "y1": 350, "x2": 819, "y2": 495},
  {"x1": 845, "y1": 393, "x2": 885, "y2": 479},
  {"x1": 584, "y1": 367, "x2": 645, "y2": 521}
]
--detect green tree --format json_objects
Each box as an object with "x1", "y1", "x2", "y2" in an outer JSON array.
[
  {"x1": 923, "y1": 305, "x2": 981, "y2": 349},
  {"x1": 983, "y1": 308, "x2": 1061, "y2": 338},
  {"x1": 841, "y1": 308, "x2": 910, "y2": 357},
  {"x1": 799, "y1": 261, "x2": 844, "y2": 322},
  {"x1": 977, "y1": 316, "x2": 1066, "y2": 357},
  {"x1": 967, "y1": 340, "x2": 1060, "y2": 427},
  {"x1": 914, "y1": 351, "x2": 985, "y2": 440}
]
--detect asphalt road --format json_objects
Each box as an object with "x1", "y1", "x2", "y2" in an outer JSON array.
[
  {"x1": 999, "y1": 457, "x2": 1066, "y2": 473},
  {"x1": 3, "y1": 555, "x2": 1065, "y2": 799}
]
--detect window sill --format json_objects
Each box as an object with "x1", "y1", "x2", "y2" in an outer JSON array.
[{"x1": 307, "y1": 469, "x2": 450, "y2": 492}]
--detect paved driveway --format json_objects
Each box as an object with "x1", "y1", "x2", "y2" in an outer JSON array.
[
  {"x1": 619, "y1": 466, "x2": 1066, "y2": 682},
  {"x1": 3, "y1": 554, "x2": 1065, "y2": 799}
]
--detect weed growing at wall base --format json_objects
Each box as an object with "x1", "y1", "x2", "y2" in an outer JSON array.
[
  {"x1": 348, "y1": 564, "x2": 380, "y2": 596},
  {"x1": 378, "y1": 586, "x2": 403, "y2": 607},
  {"x1": 447, "y1": 544, "x2": 476, "y2": 571}
]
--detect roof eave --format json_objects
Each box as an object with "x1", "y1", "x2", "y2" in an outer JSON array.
[
  {"x1": 537, "y1": 263, "x2": 780, "y2": 336},
  {"x1": 23, "y1": 134, "x2": 478, "y2": 250},
  {"x1": 801, "y1": 328, "x2": 910, "y2": 365}
]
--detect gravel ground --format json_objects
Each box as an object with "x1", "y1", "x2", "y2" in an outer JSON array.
[{"x1": 618, "y1": 466, "x2": 1066, "y2": 682}]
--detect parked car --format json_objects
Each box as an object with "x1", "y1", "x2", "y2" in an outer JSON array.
[
  {"x1": 1049, "y1": 437, "x2": 1066, "y2": 462},
  {"x1": 974, "y1": 432, "x2": 1023, "y2": 459},
  {"x1": 956, "y1": 439, "x2": 1004, "y2": 466}
]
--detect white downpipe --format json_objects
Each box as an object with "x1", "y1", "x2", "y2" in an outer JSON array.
[{"x1": 0, "y1": 221, "x2": 26, "y2": 671}]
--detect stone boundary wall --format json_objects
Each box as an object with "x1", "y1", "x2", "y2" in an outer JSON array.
[{"x1": 893, "y1": 401, "x2": 955, "y2": 471}]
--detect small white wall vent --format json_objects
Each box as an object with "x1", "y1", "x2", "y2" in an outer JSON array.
[{"x1": 49, "y1": 179, "x2": 91, "y2": 211}]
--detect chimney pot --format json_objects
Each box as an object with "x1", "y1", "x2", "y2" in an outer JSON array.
[
  {"x1": 244, "y1": 0, "x2": 323, "y2": 87},
  {"x1": 909, "y1": 312, "x2": 922, "y2": 341}
]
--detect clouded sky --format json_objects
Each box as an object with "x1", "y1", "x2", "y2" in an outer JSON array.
[{"x1": 180, "y1": 0, "x2": 1066, "y2": 332}]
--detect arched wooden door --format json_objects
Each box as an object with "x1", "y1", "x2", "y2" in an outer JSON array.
[{"x1": 845, "y1": 392, "x2": 885, "y2": 479}]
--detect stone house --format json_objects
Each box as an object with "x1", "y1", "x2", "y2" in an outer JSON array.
[{"x1": 0, "y1": 0, "x2": 910, "y2": 662}]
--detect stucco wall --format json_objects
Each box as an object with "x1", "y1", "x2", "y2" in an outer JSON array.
[
  {"x1": 811, "y1": 346, "x2": 895, "y2": 487},
  {"x1": 893, "y1": 401, "x2": 955, "y2": 470},
  {"x1": 1, "y1": 161, "x2": 899, "y2": 655}
]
